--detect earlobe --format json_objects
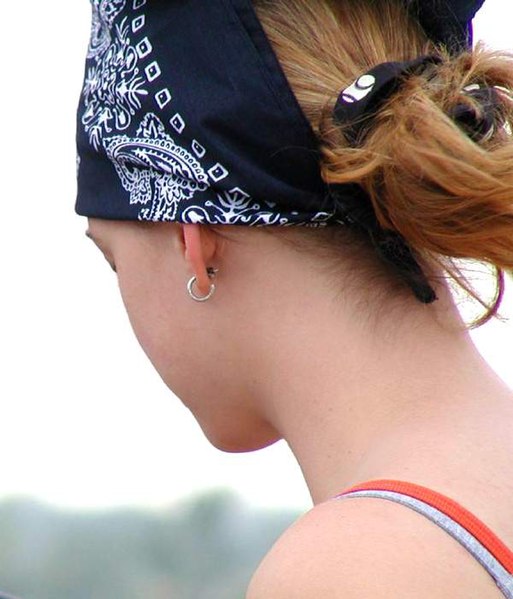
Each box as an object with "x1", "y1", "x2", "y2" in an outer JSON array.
[{"x1": 181, "y1": 224, "x2": 218, "y2": 295}]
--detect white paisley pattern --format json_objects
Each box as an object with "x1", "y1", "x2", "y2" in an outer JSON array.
[
  {"x1": 80, "y1": 0, "x2": 333, "y2": 227},
  {"x1": 103, "y1": 113, "x2": 209, "y2": 221},
  {"x1": 102, "y1": 113, "x2": 307, "y2": 225},
  {"x1": 87, "y1": 0, "x2": 126, "y2": 59},
  {"x1": 183, "y1": 188, "x2": 288, "y2": 226},
  {"x1": 82, "y1": 1, "x2": 147, "y2": 150}
]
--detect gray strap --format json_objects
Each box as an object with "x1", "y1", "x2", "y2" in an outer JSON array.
[{"x1": 337, "y1": 489, "x2": 513, "y2": 598}]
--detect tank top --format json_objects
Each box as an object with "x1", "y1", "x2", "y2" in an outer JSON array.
[{"x1": 335, "y1": 480, "x2": 513, "y2": 598}]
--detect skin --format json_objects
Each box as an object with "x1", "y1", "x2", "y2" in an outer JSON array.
[{"x1": 87, "y1": 218, "x2": 513, "y2": 597}]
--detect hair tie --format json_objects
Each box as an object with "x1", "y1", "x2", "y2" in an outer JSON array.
[
  {"x1": 450, "y1": 83, "x2": 501, "y2": 142},
  {"x1": 333, "y1": 55, "x2": 442, "y2": 145}
]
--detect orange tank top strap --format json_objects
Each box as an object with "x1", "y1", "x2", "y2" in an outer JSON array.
[{"x1": 334, "y1": 479, "x2": 513, "y2": 598}]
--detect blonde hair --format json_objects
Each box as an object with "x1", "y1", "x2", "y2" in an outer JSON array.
[{"x1": 253, "y1": 0, "x2": 513, "y2": 328}]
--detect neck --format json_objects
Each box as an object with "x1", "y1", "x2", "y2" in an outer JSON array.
[{"x1": 256, "y1": 286, "x2": 513, "y2": 505}]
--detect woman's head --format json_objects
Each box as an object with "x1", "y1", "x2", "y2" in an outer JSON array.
[{"x1": 80, "y1": 0, "x2": 513, "y2": 451}]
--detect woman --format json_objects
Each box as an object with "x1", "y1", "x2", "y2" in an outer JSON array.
[{"x1": 76, "y1": 0, "x2": 513, "y2": 596}]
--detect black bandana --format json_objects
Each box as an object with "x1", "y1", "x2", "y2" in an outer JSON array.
[
  {"x1": 407, "y1": 0, "x2": 486, "y2": 52},
  {"x1": 74, "y1": 0, "x2": 483, "y2": 229},
  {"x1": 75, "y1": 0, "x2": 332, "y2": 227}
]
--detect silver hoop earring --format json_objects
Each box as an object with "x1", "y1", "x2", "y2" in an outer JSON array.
[{"x1": 187, "y1": 267, "x2": 218, "y2": 302}]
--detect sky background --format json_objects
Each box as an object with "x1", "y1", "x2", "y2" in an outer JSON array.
[{"x1": 1, "y1": 0, "x2": 512, "y2": 513}]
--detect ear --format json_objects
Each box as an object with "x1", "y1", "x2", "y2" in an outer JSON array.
[{"x1": 181, "y1": 224, "x2": 219, "y2": 295}]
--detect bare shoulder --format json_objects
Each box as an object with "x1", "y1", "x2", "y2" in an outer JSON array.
[{"x1": 246, "y1": 494, "x2": 501, "y2": 599}]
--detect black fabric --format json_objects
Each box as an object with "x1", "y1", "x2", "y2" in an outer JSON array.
[
  {"x1": 75, "y1": 0, "x2": 484, "y2": 228},
  {"x1": 406, "y1": 0, "x2": 486, "y2": 51},
  {"x1": 75, "y1": 0, "x2": 332, "y2": 227}
]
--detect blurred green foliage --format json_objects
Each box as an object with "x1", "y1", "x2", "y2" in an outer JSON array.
[{"x1": 0, "y1": 490, "x2": 301, "y2": 599}]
